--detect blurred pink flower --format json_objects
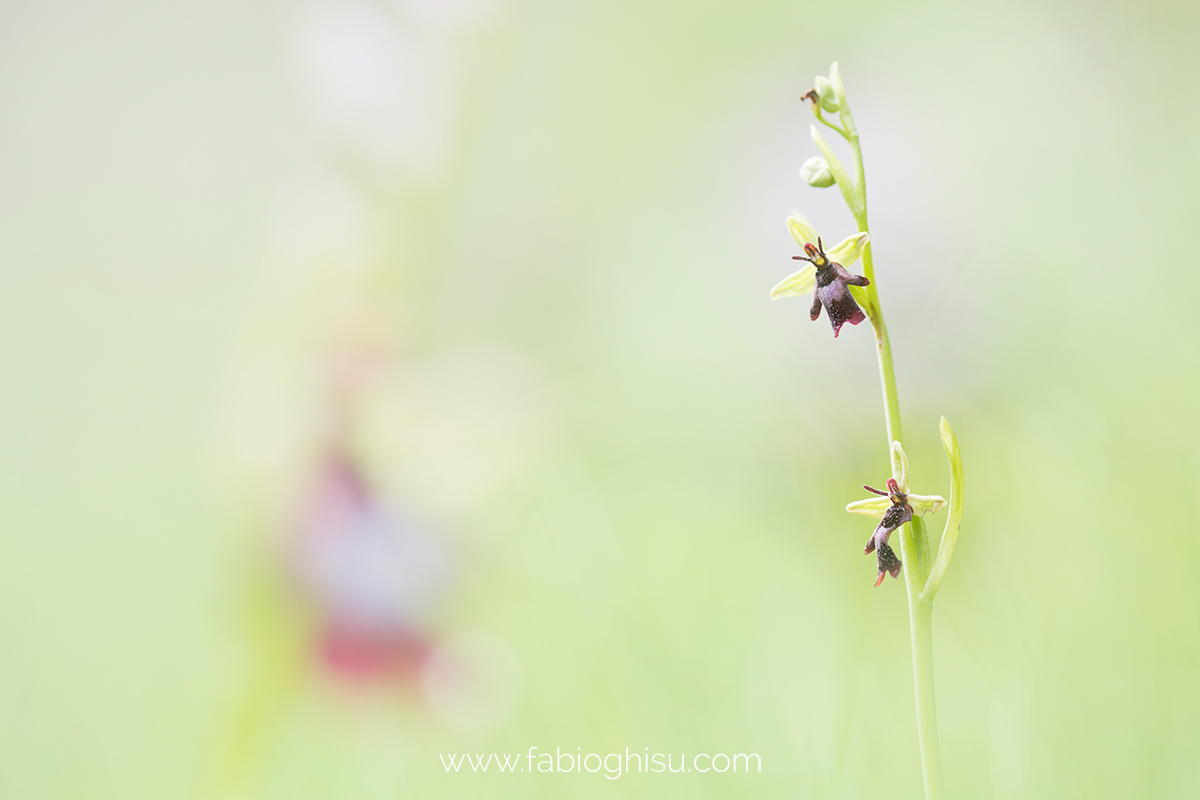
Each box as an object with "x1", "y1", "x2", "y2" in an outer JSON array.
[{"x1": 289, "y1": 450, "x2": 453, "y2": 681}]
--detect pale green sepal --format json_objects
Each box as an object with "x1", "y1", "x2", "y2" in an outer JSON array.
[
  {"x1": 786, "y1": 213, "x2": 818, "y2": 248},
  {"x1": 848, "y1": 283, "x2": 871, "y2": 310},
  {"x1": 811, "y1": 125, "x2": 863, "y2": 218},
  {"x1": 826, "y1": 231, "x2": 869, "y2": 267},
  {"x1": 845, "y1": 496, "x2": 891, "y2": 520},
  {"x1": 921, "y1": 416, "x2": 965, "y2": 603},
  {"x1": 891, "y1": 441, "x2": 910, "y2": 492},
  {"x1": 769, "y1": 263, "x2": 816, "y2": 299},
  {"x1": 909, "y1": 494, "x2": 947, "y2": 516},
  {"x1": 846, "y1": 492, "x2": 943, "y2": 520}
]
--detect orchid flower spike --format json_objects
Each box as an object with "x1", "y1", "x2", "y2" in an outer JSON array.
[{"x1": 770, "y1": 214, "x2": 871, "y2": 338}]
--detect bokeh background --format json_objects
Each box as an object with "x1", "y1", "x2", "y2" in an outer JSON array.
[{"x1": 2, "y1": 0, "x2": 1200, "y2": 797}]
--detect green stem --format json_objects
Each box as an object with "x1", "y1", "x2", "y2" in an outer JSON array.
[
  {"x1": 860, "y1": 240, "x2": 903, "y2": 450},
  {"x1": 840, "y1": 121, "x2": 945, "y2": 800},
  {"x1": 843, "y1": 134, "x2": 903, "y2": 455},
  {"x1": 899, "y1": 580, "x2": 944, "y2": 800}
]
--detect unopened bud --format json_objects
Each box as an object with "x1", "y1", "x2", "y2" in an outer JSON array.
[
  {"x1": 814, "y1": 76, "x2": 839, "y2": 113},
  {"x1": 800, "y1": 156, "x2": 835, "y2": 188}
]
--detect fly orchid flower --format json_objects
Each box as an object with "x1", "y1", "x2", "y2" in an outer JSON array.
[
  {"x1": 846, "y1": 443, "x2": 947, "y2": 586},
  {"x1": 857, "y1": 479, "x2": 911, "y2": 586},
  {"x1": 770, "y1": 214, "x2": 871, "y2": 337}
]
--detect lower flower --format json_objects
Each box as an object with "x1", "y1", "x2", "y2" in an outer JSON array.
[{"x1": 845, "y1": 446, "x2": 947, "y2": 589}]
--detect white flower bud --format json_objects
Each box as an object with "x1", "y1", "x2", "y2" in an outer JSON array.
[{"x1": 800, "y1": 156, "x2": 836, "y2": 188}]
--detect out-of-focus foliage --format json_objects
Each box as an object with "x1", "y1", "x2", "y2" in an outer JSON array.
[{"x1": 2, "y1": 0, "x2": 1199, "y2": 798}]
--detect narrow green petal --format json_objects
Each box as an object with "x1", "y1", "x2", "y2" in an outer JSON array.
[
  {"x1": 827, "y1": 231, "x2": 869, "y2": 267},
  {"x1": 908, "y1": 494, "x2": 947, "y2": 516},
  {"x1": 769, "y1": 264, "x2": 816, "y2": 299},
  {"x1": 845, "y1": 496, "x2": 891, "y2": 520},
  {"x1": 786, "y1": 213, "x2": 818, "y2": 248}
]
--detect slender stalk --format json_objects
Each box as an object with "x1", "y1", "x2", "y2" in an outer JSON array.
[
  {"x1": 900, "y1": 586, "x2": 944, "y2": 800},
  {"x1": 859, "y1": 241, "x2": 903, "y2": 451},
  {"x1": 842, "y1": 120, "x2": 946, "y2": 800}
]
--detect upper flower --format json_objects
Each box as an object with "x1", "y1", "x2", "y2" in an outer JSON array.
[{"x1": 770, "y1": 214, "x2": 871, "y2": 338}]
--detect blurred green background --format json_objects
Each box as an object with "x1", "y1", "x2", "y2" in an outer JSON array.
[{"x1": 2, "y1": 0, "x2": 1199, "y2": 797}]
